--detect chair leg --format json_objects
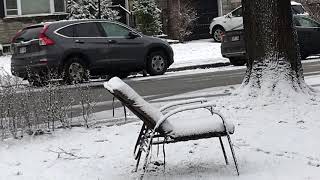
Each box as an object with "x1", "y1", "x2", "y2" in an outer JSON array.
[
  {"x1": 112, "y1": 97, "x2": 115, "y2": 117},
  {"x1": 226, "y1": 134, "x2": 240, "y2": 176},
  {"x1": 219, "y1": 136, "x2": 229, "y2": 165},
  {"x1": 139, "y1": 136, "x2": 153, "y2": 180},
  {"x1": 135, "y1": 150, "x2": 142, "y2": 172},
  {"x1": 134, "y1": 124, "x2": 146, "y2": 156}
]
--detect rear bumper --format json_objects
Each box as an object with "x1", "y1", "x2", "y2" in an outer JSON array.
[
  {"x1": 222, "y1": 51, "x2": 246, "y2": 58},
  {"x1": 11, "y1": 55, "x2": 61, "y2": 79}
]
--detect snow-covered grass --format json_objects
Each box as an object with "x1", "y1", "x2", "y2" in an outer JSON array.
[
  {"x1": 170, "y1": 39, "x2": 229, "y2": 68},
  {"x1": 1, "y1": 75, "x2": 320, "y2": 180}
]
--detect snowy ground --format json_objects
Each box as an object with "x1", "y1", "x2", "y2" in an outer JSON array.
[
  {"x1": 1, "y1": 75, "x2": 320, "y2": 180},
  {"x1": 1, "y1": 39, "x2": 320, "y2": 180}
]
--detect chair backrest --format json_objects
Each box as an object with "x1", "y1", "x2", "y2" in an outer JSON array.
[{"x1": 104, "y1": 77, "x2": 173, "y2": 133}]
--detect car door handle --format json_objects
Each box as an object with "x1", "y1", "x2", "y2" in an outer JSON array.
[
  {"x1": 108, "y1": 40, "x2": 117, "y2": 44},
  {"x1": 75, "y1": 40, "x2": 84, "y2": 44}
]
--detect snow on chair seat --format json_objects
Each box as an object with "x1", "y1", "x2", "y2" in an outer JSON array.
[
  {"x1": 165, "y1": 107, "x2": 235, "y2": 140},
  {"x1": 104, "y1": 77, "x2": 239, "y2": 179}
]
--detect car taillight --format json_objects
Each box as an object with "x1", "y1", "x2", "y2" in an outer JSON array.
[
  {"x1": 39, "y1": 24, "x2": 55, "y2": 46},
  {"x1": 221, "y1": 32, "x2": 225, "y2": 42}
]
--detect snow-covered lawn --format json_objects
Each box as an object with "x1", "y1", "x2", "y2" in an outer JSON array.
[
  {"x1": 1, "y1": 75, "x2": 320, "y2": 180},
  {"x1": 170, "y1": 39, "x2": 228, "y2": 68}
]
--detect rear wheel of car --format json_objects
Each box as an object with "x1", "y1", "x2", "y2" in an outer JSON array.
[
  {"x1": 212, "y1": 26, "x2": 225, "y2": 42},
  {"x1": 229, "y1": 58, "x2": 246, "y2": 66},
  {"x1": 146, "y1": 51, "x2": 168, "y2": 76},
  {"x1": 63, "y1": 57, "x2": 89, "y2": 84}
]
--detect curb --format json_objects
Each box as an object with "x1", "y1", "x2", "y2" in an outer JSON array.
[{"x1": 168, "y1": 62, "x2": 231, "y2": 72}]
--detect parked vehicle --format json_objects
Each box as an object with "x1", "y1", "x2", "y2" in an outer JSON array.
[
  {"x1": 221, "y1": 15, "x2": 320, "y2": 66},
  {"x1": 11, "y1": 20, "x2": 174, "y2": 86},
  {"x1": 209, "y1": 1, "x2": 308, "y2": 42}
]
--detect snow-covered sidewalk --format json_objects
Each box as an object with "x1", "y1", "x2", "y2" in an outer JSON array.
[{"x1": 1, "y1": 75, "x2": 320, "y2": 180}]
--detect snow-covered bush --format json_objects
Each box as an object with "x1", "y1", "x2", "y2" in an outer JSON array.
[
  {"x1": 177, "y1": 0, "x2": 197, "y2": 42},
  {"x1": 67, "y1": 0, "x2": 119, "y2": 20},
  {"x1": 132, "y1": 0, "x2": 162, "y2": 35}
]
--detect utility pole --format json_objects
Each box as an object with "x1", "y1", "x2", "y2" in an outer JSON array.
[{"x1": 98, "y1": 0, "x2": 101, "y2": 19}]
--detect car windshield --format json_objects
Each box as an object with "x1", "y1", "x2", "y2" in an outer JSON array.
[
  {"x1": 13, "y1": 26, "x2": 43, "y2": 43},
  {"x1": 291, "y1": 5, "x2": 306, "y2": 15}
]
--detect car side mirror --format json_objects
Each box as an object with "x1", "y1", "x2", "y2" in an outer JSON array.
[
  {"x1": 127, "y1": 31, "x2": 140, "y2": 39},
  {"x1": 226, "y1": 14, "x2": 232, "y2": 18}
]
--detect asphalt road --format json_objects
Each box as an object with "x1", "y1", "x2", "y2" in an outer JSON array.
[{"x1": 69, "y1": 60, "x2": 320, "y2": 115}]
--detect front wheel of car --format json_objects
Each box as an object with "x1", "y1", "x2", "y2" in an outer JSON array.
[
  {"x1": 212, "y1": 26, "x2": 225, "y2": 42},
  {"x1": 146, "y1": 51, "x2": 168, "y2": 76},
  {"x1": 229, "y1": 58, "x2": 246, "y2": 66},
  {"x1": 63, "y1": 57, "x2": 89, "y2": 84}
]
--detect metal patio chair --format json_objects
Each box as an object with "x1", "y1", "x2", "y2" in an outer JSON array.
[{"x1": 104, "y1": 77, "x2": 239, "y2": 179}]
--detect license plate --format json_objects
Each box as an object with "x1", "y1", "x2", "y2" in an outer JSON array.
[
  {"x1": 231, "y1": 36, "x2": 240, "y2": 41},
  {"x1": 19, "y1": 47, "x2": 27, "y2": 54}
]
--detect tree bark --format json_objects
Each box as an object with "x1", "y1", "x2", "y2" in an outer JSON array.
[
  {"x1": 241, "y1": 0, "x2": 312, "y2": 96},
  {"x1": 167, "y1": 0, "x2": 181, "y2": 39}
]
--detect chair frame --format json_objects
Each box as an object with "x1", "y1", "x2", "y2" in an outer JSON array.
[{"x1": 106, "y1": 84, "x2": 239, "y2": 180}]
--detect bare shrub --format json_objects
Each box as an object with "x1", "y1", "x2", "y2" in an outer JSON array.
[
  {"x1": 177, "y1": 0, "x2": 198, "y2": 42},
  {"x1": 74, "y1": 83, "x2": 96, "y2": 128}
]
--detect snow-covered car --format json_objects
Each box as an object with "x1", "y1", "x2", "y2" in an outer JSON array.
[{"x1": 209, "y1": 1, "x2": 308, "y2": 42}]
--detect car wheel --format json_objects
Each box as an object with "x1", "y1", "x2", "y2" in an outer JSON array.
[
  {"x1": 146, "y1": 51, "x2": 168, "y2": 76},
  {"x1": 212, "y1": 27, "x2": 225, "y2": 42},
  {"x1": 229, "y1": 58, "x2": 246, "y2": 66},
  {"x1": 63, "y1": 57, "x2": 89, "y2": 84}
]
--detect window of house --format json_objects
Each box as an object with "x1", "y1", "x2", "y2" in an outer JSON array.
[{"x1": 4, "y1": 0, "x2": 66, "y2": 16}]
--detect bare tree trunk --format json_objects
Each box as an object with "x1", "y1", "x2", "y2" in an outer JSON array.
[
  {"x1": 241, "y1": 0, "x2": 313, "y2": 96},
  {"x1": 167, "y1": 0, "x2": 181, "y2": 39}
]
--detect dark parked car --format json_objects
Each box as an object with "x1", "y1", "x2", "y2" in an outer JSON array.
[
  {"x1": 221, "y1": 15, "x2": 320, "y2": 66},
  {"x1": 11, "y1": 20, "x2": 174, "y2": 85}
]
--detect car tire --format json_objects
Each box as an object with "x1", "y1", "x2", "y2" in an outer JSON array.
[
  {"x1": 229, "y1": 58, "x2": 246, "y2": 66},
  {"x1": 212, "y1": 26, "x2": 225, "y2": 42},
  {"x1": 63, "y1": 57, "x2": 89, "y2": 84},
  {"x1": 146, "y1": 51, "x2": 168, "y2": 76}
]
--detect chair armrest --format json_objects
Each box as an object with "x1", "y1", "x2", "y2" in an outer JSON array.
[
  {"x1": 154, "y1": 103, "x2": 229, "y2": 133},
  {"x1": 159, "y1": 97, "x2": 208, "y2": 113}
]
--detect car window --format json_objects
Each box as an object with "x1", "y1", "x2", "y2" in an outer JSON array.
[
  {"x1": 13, "y1": 26, "x2": 43, "y2": 43},
  {"x1": 57, "y1": 25, "x2": 74, "y2": 37},
  {"x1": 74, "y1": 22, "x2": 103, "y2": 37},
  {"x1": 100, "y1": 22, "x2": 130, "y2": 37},
  {"x1": 231, "y1": 7, "x2": 242, "y2": 17},
  {"x1": 291, "y1": 5, "x2": 306, "y2": 15},
  {"x1": 295, "y1": 16, "x2": 320, "y2": 28}
]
